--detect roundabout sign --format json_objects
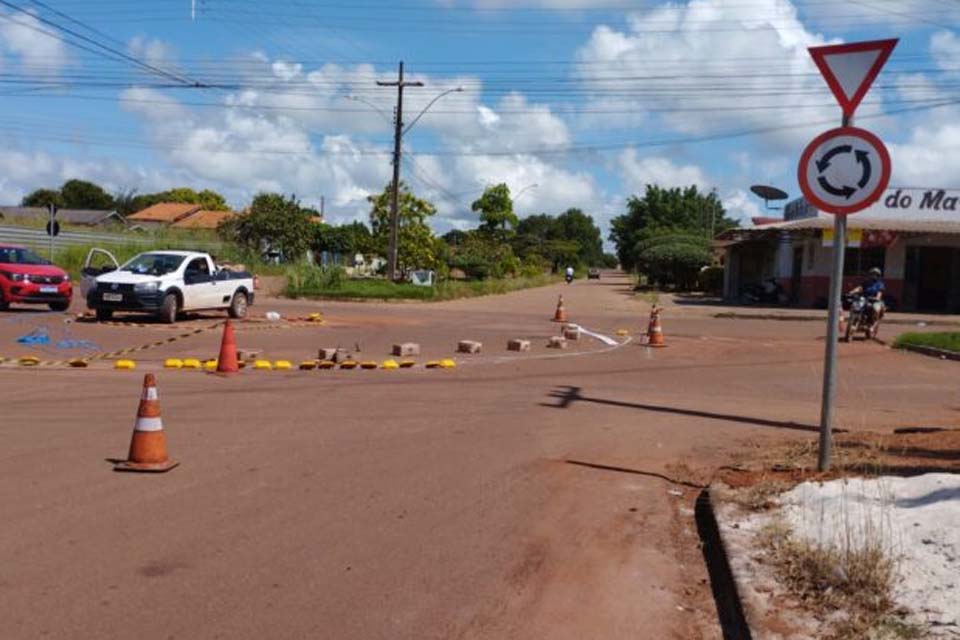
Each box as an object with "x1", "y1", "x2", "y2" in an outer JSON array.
[{"x1": 798, "y1": 126, "x2": 891, "y2": 215}]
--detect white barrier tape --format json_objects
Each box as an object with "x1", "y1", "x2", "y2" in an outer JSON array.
[
  {"x1": 134, "y1": 417, "x2": 164, "y2": 432},
  {"x1": 141, "y1": 387, "x2": 158, "y2": 401},
  {"x1": 573, "y1": 325, "x2": 619, "y2": 346}
]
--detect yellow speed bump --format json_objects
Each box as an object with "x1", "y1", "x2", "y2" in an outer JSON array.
[
  {"x1": 307, "y1": 312, "x2": 324, "y2": 322},
  {"x1": 253, "y1": 360, "x2": 273, "y2": 371},
  {"x1": 299, "y1": 360, "x2": 318, "y2": 370},
  {"x1": 425, "y1": 360, "x2": 441, "y2": 369},
  {"x1": 204, "y1": 359, "x2": 218, "y2": 371},
  {"x1": 340, "y1": 360, "x2": 358, "y2": 370},
  {"x1": 19, "y1": 356, "x2": 41, "y2": 366},
  {"x1": 274, "y1": 360, "x2": 293, "y2": 370},
  {"x1": 439, "y1": 358, "x2": 457, "y2": 369},
  {"x1": 381, "y1": 359, "x2": 399, "y2": 370},
  {"x1": 114, "y1": 359, "x2": 136, "y2": 370},
  {"x1": 360, "y1": 361, "x2": 378, "y2": 370},
  {"x1": 164, "y1": 358, "x2": 184, "y2": 369},
  {"x1": 399, "y1": 360, "x2": 417, "y2": 369},
  {"x1": 182, "y1": 358, "x2": 202, "y2": 370},
  {"x1": 616, "y1": 329, "x2": 630, "y2": 337},
  {"x1": 317, "y1": 360, "x2": 335, "y2": 370}
]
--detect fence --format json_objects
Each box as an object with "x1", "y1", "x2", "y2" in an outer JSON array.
[{"x1": 0, "y1": 225, "x2": 221, "y2": 253}]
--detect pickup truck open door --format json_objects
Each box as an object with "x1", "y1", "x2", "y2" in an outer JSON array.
[{"x1": 79, "y1": 248, "x2": 119, "y2": 299}]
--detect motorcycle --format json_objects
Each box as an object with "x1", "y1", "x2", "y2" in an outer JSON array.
[
  {"x1": 740, "y1": 278, "x2": 785, "y2": 305},
  {"x1": 843, "y1": 294, "x2": 881, "y2": 341},
  {"x1": 565, "y1": 274, "x2": 574, "y2": 284}
]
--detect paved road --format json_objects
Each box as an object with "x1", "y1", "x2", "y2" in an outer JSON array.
[{"x1": 1, "y1": 274, "x2": 956, "y2": 639}]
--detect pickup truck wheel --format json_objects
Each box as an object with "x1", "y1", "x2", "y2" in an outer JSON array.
[
  {"x1": 159, "y1": 294, "x2": 179, "y2": 324},
  {"x1": 228, "y1": 291, "x2": 248, "y2": 319},
  {"x1": 95, "y1": 308, "x2": 113, "y2": 322}
]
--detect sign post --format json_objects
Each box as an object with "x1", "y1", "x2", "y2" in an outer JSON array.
[{"x1": 801, "y1": 38, "x2": 897, "y2": 471}]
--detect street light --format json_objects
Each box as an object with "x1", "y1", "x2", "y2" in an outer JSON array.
[
  {"x1": 376, "y1": 64, "x2": 464, "y2": 280},
  {"x1": 344, "y1": 94, "x2": 393, "y2": 126},
  {"x1": 514, "y1": 183, "x2": 539, "y2": 201}
]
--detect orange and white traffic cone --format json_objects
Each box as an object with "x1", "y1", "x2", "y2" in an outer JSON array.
[
  {"x1": 552, "y1": 294, "x2": 567, "y2": 323},
  {"x1": 215, "y1": 320, "x2": 240, "y2": 375},
  {"x1": 645, "y1": 306, "x2": 667, "y2": 348},
  {"x1": 114, "y1": 374, "x2": 179, "y2": 473}
]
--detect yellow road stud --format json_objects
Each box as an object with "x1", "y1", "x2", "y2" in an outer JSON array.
[
  {"x1": 68, "y1": 359, "x2": 88, "y2": 368},
  {"x1": 19, "y1": 356, "x2": 41, "y2": 366},
  {"x1": 114, "y1": 359, "x2": 136, "y2": 370},
  {"x1": 360, "y1": 361, "x2": 378, "y2": 370},
  {"x1": 616, "y1": 329, "x2": 630, "y2": 337},
  {"x1": 439, "y1": 359, "x2": 457, "y2": 369},
  {"x1": 425, "y1": 360, "x2": 441, "y2": 369},
  {"x1": 164, "y1": 358, "x2": 184, "y2": 369},
  {"x1": 399, "y1": 360, "x2": 417, "y2": 368},
  {"x1": 340, "y1": 360, "x2": 358, "y2": 370},
  {"x1": 317, "y1": 360, "x2": 335, "y2": 369},
  {"x1": 253, "y1": 360, "x2": 273, "y2": 371},
  {"x1": 182, "y1": 358, "x2": 201, "y2": 369},
  {"x1": 381, "y1": 359, "x2": 399, "y2": 370},
  {"x1": 274, "y1": 360, "x2": 293, "y2": 370},
  {"x1": 204, "y1": 359, "x2": 218, "y2": 371},
  {"x1": 299, "y1": 360, "x2": 318, "y2": 370}
]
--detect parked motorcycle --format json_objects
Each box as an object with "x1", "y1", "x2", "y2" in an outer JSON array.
[
  {"x1": 843, "y1": 294, "x2": 881, "y2": 341},
  {"x1": 740, "y1": 278, "x2": 785, "y2": 305}
]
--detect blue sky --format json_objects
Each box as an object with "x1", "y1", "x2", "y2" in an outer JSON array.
[{"x1": 0, "y1": 0, "x2": 958, "y2": 240}]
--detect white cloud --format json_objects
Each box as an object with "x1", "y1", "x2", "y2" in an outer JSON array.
[
  {"x1": 722, "y1": 189, "x2": 765, "y2": 225},
  {"x1": 574, "y1": 0, "x2": 846, "y2": 147},
  {"x1": 127, "y1": 36, "x2": 175, "y2": 68},
  {"x1": 0, "y1": 10, "x2": 68, "y2": 74},
  {"x1": 618, "y1": 149, "x2": 708, "y2": 190},
  {"x1": 931, "y1": 30, "x2": 960, "y2": 71}
]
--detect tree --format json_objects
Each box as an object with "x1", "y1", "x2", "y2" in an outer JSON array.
[
  {"x1": 472, "y1": 183, "x2": 518, "y2": 236},
  {"x1": 125, "y1": 187, "x2": 230, "y2": 214},
  {"x1": 223, "y1": 193, "x2": 313, "y2": 261},
  {"x1": 555, "y1": 208, "x2": 604, "y2": 267},
  {"x1": 21, "y1": 188, "x2": 64, "y2": 209},
  {"x1": 313, "y1": 221, "x2": 374, "y2": 258},
  {"x1": 60, "y1": 179, "x2": 115, "y2": 210},
  {"x1": 634, "y1": 230, "x2": 712, "y2": 290},
  {"x1": 609, "y1": 185, "x2": 735, "y2": 272},
  {"x1": 368, "y1": 182, "x2": 442, "y2": 273}
]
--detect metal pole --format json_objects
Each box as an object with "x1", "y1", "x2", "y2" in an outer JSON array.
[
  {"x1": 48, "y1": 203, "x2": 55, "y2": 261},
  {"x1": 386, "y1": 62, "x2": 405, "y2": 281},
  {"x1": 817, "y1": 113, "x2": 852, "y2": 471}
]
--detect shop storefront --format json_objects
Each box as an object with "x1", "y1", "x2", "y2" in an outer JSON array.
[{"x1": 720, "y1": 188, "x2": 960, "y2": 312}]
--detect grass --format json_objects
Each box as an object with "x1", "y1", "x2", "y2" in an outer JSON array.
[
  {"x1": 894, "y1": 331, "x2": 960, "y2": 353},
  {"x1": 284, "y1": 265, "x2": 560, "y2": 301}
]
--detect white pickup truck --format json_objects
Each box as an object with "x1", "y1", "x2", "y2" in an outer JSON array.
[{"x1": 83, "y1": 249, "x2": 255, "y2": 323}]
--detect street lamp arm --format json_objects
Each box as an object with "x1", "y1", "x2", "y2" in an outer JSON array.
[
  {"x1": 343, "y1": 94, "x2": 393, "y2": 125},
  {"x1": 402, "y1": 87, "x2": 463, "y2": 137}
]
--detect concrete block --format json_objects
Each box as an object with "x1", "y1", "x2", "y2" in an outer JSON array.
[
  {"x1": 508, "y1": 339, "x2": 531, "y2": 352},
  {"x1": 457, "y1": 340, "x2": 482, "y2": 354},
  {"x1": 319, "y1": 348, "x2": 348, "y2": 362},
  {"x1": 237, "y1": 349, "x2": 262, "y2": 361},
  {"x1": 547, "y1": 336, "x2": 568, "y2": 350},
  {"x1": 563, "y1": 325, "x2": 581, "y2": 341},
  {"x1": 392, "y1": 342, "x2": 421, "y2": 357}
]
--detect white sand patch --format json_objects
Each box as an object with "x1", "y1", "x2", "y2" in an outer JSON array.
[{"x1": 776, "y1": 474, "x2": 960, "y2": 632}]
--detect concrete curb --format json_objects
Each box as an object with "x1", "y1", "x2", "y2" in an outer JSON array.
[
  {"x1": 897, "y1": 343, "x2": 960, "y2": 362},
  {"x1": 695, "y1": 487, "x2": 753, "y2": 640}
]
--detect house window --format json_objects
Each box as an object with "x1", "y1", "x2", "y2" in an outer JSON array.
[{"x1": 843, "y1": 247, "x2": 885, "y2": 277}]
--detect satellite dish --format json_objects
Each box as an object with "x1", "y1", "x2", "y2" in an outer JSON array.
[{"x1": 750, "y1": 185, "x2": 789, "y2": 210}]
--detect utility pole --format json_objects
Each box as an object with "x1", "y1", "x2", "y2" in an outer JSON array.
[
  {"x1": 377, "y1": 62, "x2": 423, "y2": 281},
  {"x1": 320, "y1": 195, "x2": 325, "y2": 222}
]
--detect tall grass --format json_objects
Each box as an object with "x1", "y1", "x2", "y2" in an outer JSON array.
[
  {"x1": 894, "y1": 331, "x2": 960, "y2": 353},
  {"x1": 284, "y1": 264, "x2": 559, "y2": 301}
]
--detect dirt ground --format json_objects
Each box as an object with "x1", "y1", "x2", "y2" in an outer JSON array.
[{"x1": 1, "y1": 272, "x2": 957, "y2": 639}]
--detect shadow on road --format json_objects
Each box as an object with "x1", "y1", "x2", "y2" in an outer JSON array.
[{"x1": 542, "y1": 385, "x2": 835, "y2": 434}]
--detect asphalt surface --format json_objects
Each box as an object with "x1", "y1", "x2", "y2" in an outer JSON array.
[{"x1": 1, "y1": 273, "x2": 956, "y2": 639}]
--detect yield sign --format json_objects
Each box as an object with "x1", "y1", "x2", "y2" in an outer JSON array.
[{"x1": 809, "y1": 38, "x2": 898, "y2": 118}]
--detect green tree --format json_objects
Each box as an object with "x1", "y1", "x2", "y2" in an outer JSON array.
[
  {"x1": 472, "y1": 183, "x2": 518, "y2": 236},
  {"x1": 609, "y1": 185, "x2": 734, "y2": 273},
  {"x1": 222, "y1": 193, "x2": 313, "y2": 261},
  {"x1": 634, "y1": 230, "x2": 712, "y2": 290},
  {"x1": 555, "y1": 208, "x2": 604, "y2": 266},
  {"x1": 368, "y1": 182, "x2": 441, "y2": 273},
  {"x1": 60, "y1": 179, "x2": 115, "y2": 210},
  {"x1": 125, "y1": 187, "x2": 230, "y2": 215},
  {"x1": 21, "y1": 188, "x2": 65, "y2": 209},
  {"x1": 313, "y1": 221, "x2": 375, "y2": 258}
]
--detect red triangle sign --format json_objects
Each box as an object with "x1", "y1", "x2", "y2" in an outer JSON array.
[{"x1": 809, "y1": 38, "x2": 898, "y2": 118}]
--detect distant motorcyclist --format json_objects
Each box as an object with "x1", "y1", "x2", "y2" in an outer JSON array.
[
  {"x1": 565, "y1": 265, "x2": 574, "y2": 284},
  {"x1": 848, "y1": 267, "x2": 885, "y2": 327}
]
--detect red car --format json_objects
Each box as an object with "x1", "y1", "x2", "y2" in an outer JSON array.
[{"x1": 0, "y1": 244, "x2": 73, "y2": 312}]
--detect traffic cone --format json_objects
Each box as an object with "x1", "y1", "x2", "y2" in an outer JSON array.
[
  {"x1": 114, "y1": 374, "x2": 179, "y2": 473},
  {"x1": 552, "y1": 294, "x2": 567, "y2": 323},
  {"x1": 216, "y1": 320, "x2": 240, "y2": 374},
  {"x1": 645, "y1": 306, "x2": 667, "y2": 348}
]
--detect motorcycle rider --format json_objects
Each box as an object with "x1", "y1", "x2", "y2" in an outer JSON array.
[
  {"x1": 848, "y1": 267, "x2": 885, "y2": 330},
  {"x1": 565, "y1": 265, "x2": 574, "y2": 284}
]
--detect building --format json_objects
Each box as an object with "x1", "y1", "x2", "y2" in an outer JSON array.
[
  {"x1": 720, "y1": 187, "x2": 960, "y2": 312},
  {"x1": 128, "y1": 202, "x2": 237, "y2": 230},
  {"x1": 0, "y1": 206, "x2": 128, "y2": 228}
]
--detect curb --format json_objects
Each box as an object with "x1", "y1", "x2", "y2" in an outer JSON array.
[
  {"x1": 896, "y1": 343, "x2": 960, "y2": 362},
  {"x1": 694, "y1": 487, "x2": 753, "y2": 640},
  {"x1": 714, "y1": 312, "x2": 960, "y2": 327}
]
